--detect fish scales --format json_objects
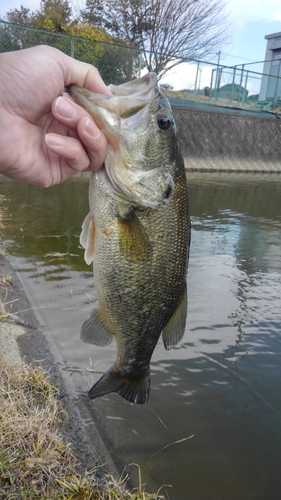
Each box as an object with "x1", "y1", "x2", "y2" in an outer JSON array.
[
  {"x1": 93, "y1": 166, "x2": 188, "y2": 369},
  {"x1": 67, "y1": 73, "x2": 190, "y2": 404}
]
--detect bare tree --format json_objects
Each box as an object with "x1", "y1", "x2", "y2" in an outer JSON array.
[
  {"x1": 82, "y1": 0, "x2": 231, "y2": 78},
  {"x1": 5, "y1": 6, "x2": 33, "y2": 25}
]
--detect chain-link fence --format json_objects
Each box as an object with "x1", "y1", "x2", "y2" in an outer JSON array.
[
  {"x1": 1, "y1": 20, "x2": 281, "y2": 113},
  {"x1": 0, "y1": 21, "x2": 142, "y2": 85},
  {"x1": 209, "y1": 64, "x2": 281, "y2": 111},
  {"x1": 160, "y1": 58, "x2": 281, "y2": 113}
]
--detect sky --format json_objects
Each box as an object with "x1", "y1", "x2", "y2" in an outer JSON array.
[{"x1": 0, "y1": 0, "x2": 281, "y2": 93}]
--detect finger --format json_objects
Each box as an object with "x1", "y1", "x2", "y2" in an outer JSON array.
[
  {"x1": 52, "y1": 95, "x2": 92, "y2": 131},
  {"x1": 45, "y1": 133, "x2": 91, "y2": 175},
  {"x1": 50, "y1": 98, "x2": 107, "y2": 172},
  {"x1": 51, "y1": 97, "x2": 107, "y2": 172},
  {"x1": 77, "y1": 116, "x2": 107, "y2": 172},
  {"x1": 48, "y1": 115, "x2": 69, "y2": 137},
  {"x1": 60, "y1": 52, "x2": 112, "y2": 95}
]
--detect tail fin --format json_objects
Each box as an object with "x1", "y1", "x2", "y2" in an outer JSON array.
[{"x1": 88, "y1": 366, "x2": 150, "y2": 404}]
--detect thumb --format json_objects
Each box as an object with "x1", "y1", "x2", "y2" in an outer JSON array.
[{"x1": 58, "y1": 51, "x2": 112, "y2": 95}]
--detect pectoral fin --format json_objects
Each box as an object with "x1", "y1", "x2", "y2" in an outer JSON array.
[
  {"x1": 80, "y1": 303, "x2": 113, "y2": 346},
  {"x1": 80, "y1": 212, "x2": 95, "y2": 265},
  {"x1": 162, "y1": 283, "x2": 187, "y2": 350},
  {"x1": 118, "y1": 209, "x2": 152, "y2": 262}
]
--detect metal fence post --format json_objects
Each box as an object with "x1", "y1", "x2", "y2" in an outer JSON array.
[
  {"x1": 215, "y1": 68, "x2": 222, "y2": 101},
  {"x1": 194, "y1": 61, "x2": 200, "y2": 96},
  {"x1": 209, "y1": 68, "x2": 214, "y2": 99},
  {"x1": 241, "y1": 71, "x2": 249, "y2": 107},
  {"x1": 237, "y1": 64, "x2": 244, "y2": 105},
  {"x1": 71, "y1": 36, "x2": 74, "y2": 58},
  {"x1": 230, "y1": 66, "x2": 237, "y2": 105},
  {"x1": 273, "y1": 62, "x2": 281, "y2": 109}
]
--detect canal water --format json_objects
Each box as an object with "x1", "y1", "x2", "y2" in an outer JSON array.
[{"x1": 1, "y1": 173, "x2": 281, "y2": 500}]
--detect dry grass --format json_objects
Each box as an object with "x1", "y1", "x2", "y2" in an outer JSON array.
[
  {"x1": 0, "y1": 357, "x2": 76, "y2": 498},
  {"x1": 163, "y1": 89, "x2": 210, "y2": 102},
  {"x1": 0, "y1": 196, "x2": 8, "y2": 257},
  {"x1": 0, "y1": 357, "x2": 165, "y2": 499},
  {"x1": 162, "y1": 89, "x2": 257, "y2": 110},
  {"x1": 0, "y1": 204, "x2": 11, "y2": 321},
  {"x1": 0, "y1": 194, "x2": 7, "y2": 228},
  {"x1": 0, "y1": 274, "x2": 12, "y2": 288}
]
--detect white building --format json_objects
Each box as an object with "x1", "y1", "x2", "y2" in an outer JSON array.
[{"x1": 259, "y1": 32, "x2": 281, "y2": 101}]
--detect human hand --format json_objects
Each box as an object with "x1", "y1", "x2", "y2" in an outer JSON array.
[{"x1": 0, "y1": 45, "x2": 110, "y2": 187}]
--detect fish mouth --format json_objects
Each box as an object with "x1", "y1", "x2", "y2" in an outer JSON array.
[
  {"x1": 66, "y1": 72, "x2": 160, "y2": 133},
  {"x1": 66, "y1": 72, "x2": 159, "y2": 115},
  {"x1": 66, "y1": 77, "x2": 159, "y2": 154}
]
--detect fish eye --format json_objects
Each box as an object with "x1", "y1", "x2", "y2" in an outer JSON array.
[{"x1": 157, "y1": 116, "x2": 171, "y2": 130}]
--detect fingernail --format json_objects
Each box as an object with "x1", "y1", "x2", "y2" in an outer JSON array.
[
  {"x1": 45, "y1": 133, "x2": 65, "y2": 147},
  {"x1": 55, "y1": 96, "x2": 76, "y2": 119},
  {"x1": 85, "y1": 118, "x2": 101, "y2": 139}
]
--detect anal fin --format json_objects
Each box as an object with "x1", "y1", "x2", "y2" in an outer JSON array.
[
  {"x1": 80, "y1": 303, "x2": 113, "y2": 347},
  {"x1": 162, "y1": 283, "x2": 187, "y2": 350}
]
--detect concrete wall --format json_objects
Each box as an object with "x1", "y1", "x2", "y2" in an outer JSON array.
[
  {"x1": 260, "y1": 32, "x2": 281, "y2": 101},
  {"x1": 172, "y1": 105, "x2": 281, "y2": 173}
]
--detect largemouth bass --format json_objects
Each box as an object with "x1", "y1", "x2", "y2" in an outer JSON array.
[{"x1": 67, "y1": 73, "x2": 190, "y2": 404}]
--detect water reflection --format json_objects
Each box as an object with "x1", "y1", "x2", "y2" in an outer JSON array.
[{"x1": 1, "y1": 172, "x2": 281, "y2": 500}]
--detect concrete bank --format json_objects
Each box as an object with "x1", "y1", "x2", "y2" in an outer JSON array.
[
  {"x1": 171, "y1": 100, "x2": 281, "y2": 173},
  {"x1": 0, "y1": 252, "x2": 119, "y2": 481}
]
